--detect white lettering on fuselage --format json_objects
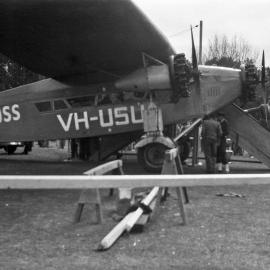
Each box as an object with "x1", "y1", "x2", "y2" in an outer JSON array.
[
  {"x1": 57, "y1": 113, "x2": 73, "y2": 132},
  {"x1": 57, "y1": 105, "x2": 144, "y2": 132},
  {"x1": 74, "y1": 111, "x2": 89, "y2": 130},
  {"x1": 0, "y1": 104, "x2": 21, "y2": 123}
]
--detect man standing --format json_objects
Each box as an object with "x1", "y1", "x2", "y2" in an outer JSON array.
[
  {"x1": 201, "y1": 114, "x2": 222, "y2": 173},
  {"x1": 216, "y1": 112, "x2": 230, "y2": 173}
]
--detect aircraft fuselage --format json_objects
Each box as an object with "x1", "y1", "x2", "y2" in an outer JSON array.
[{"x1": 0, "y1": 65, "x2": 242, "y2": 142}]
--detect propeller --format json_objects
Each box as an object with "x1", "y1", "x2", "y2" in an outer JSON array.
[
  {"x1": 166, "y1": 25, "x2": 201, "y2": 101},
  {"x1": 261, "y1": 50, "x2": 270, "y2": 128},
  {"x1": 262, "y1": 50, "x2": 266, "y2": 102},
  {"x1": 244, "y1": 51, "x2": 269, "y2": 129},
  {"x1": 190, "y1": 26, "x2": 200, "y2": 90}
]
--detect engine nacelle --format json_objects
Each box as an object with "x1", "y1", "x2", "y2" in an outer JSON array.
[
  {"x1": 114, "y1": 54, "x2": 192, "y2": 102},
  {"x1": 240, "y1": 63, "x2": 258, "y2": 102},
  {"x1": 168, "y1": 53, "x2": 191, "y2": 99},
  {"x1": 115, "y1": 64, "x2": 171, "y2": 92}
]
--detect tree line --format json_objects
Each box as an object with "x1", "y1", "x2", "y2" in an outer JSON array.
[{"x1": 0, "y1": 53, "x2": 41, "y2": 91}]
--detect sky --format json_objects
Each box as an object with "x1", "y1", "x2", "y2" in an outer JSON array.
[{"x1": 134, "y1": 0, "x2": 270, "y2": 66}]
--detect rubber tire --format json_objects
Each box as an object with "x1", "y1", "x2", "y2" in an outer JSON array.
[
  {"x1": 4, "y1": 145, "x2": 17, "y2": 155},
  {"x1": 137, "y1": 143, "x2": 168, "y2": 173}
]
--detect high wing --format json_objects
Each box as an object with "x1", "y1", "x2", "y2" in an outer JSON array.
[{"x1": 0, "y1": 0, "x2": 175, "y2": 85}]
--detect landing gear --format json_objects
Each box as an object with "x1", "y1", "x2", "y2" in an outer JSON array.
[
  {"x1": 4, "y1": 145, "x2": 17, "y2": 155},
  {"x1": 137, "y1": 143, "x2": 168, "y2": 173}
]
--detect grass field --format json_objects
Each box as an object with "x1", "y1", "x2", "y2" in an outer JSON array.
[{"x1": 0, "y1": 145, "x2": 270, "y2": 269}]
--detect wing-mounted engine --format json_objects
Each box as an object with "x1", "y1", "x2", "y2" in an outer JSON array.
[
  {"x1": 169, "y1": 53, "x2": 192, "y2": 100},
  {"x1": 241, "y1": 51, "x2": 270, "y2": 129},
  {"x1": 241, "y1": 63, "x2": 258, "y2": 102},
  {"x1": 115, "y1": 27, "x2": 199, "y2": 103},
  {"x1": 114, "y1": 27, "x2": 199, "y2": 103},
  {"x1": 114, "y1": 53, "x2": 193, "y2": 103}
]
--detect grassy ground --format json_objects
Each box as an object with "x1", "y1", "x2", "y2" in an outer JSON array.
[{"x1": 1, "y1": 145, "x2": 270, "y2": 269}]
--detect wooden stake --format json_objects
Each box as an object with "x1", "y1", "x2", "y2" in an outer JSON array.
[
  {"x1": 125, "y1": 187, "x2": 159, "y2": 232},
  {"x1": 98, "y1": 187, "x2": 159, "y2": 250},
  {"x1": 98, "y1": 212, "x2": 134, "y2": 251}
]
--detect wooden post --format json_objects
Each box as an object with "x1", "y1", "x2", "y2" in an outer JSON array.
[
  {"x1": 175, "y1": 187, "x2": 186, "y2": 225},
  {"x1": 125, "y1": 187, "x2": 159, "y2": 232},
  {"x1": 161, "y1": 148, "x2": 187, "y2": 224},
  {"x1": 175, "y1": 151, "x2": 189, "y2": 204},
  {"x1": 73, "y1": 189, "x2": 103, "y2": 224},
  {"x1": 199, "y1": 20, "x2": 203, "y2": 65},
  {"x1": 192, "y1": 126, "x2": 199, "y2": 166}
]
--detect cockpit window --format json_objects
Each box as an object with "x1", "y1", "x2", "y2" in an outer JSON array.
[
  {"x1": 67, "y1": 96, "x2": 95, "y2": 108},
  {"x1": 35, "y1": 101, "x2": 52, "y2": 112},
  {"x1": 54, "y1": 100, "x2": 68, "y2": 110}
]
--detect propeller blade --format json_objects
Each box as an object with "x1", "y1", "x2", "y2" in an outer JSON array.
[
  {"x1": 261, "y1": 50, "x2": 268, "y2": 104},
  {"x1": 262, "y1": 50, "x2": 265, "y2": 87},
  {"x1": 190, "y1": 25, "x2": 200, "y2": 91},
  {"x1": 191, "y1": 26, "x2": 198, "y2": 71},
  {"x1": 261, "y1": 50, "x2": 269, "y2": 128}
]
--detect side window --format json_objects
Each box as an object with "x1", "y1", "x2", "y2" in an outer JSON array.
[
  {"x1": 54, "y1": 100, "x2": 68, "y2": 110},
  {"x1": 96, "y1": 94, "x2": 112, "y2": 106},
  {"x1": 35, "y1": 101, "x2": 52, "y2": 113},
  {"x1": 67, "y1": 96, "x2": 95, "y2": 108}
]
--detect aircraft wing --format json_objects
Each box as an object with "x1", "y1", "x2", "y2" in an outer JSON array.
[{"x1": 0, "y1": 0, "x2": 175, "y2": 84}]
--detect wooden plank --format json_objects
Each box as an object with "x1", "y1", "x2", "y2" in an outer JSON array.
[
  {"x1": 125, "y1": 187, "x2": 159, "y2": 232},
  {"x1": 73, "y1": 203, "x2": 84, "y2": 223},
  {"x1": 175, "y1": 187, "x2": 186, "y2": 225},
  {"x1": 173, "y1": 118, "x2": 202, "y2": 143},
  {"x1": 84, "y1": 160, "x2": 122, "y2": 176},
  {"x1": 98, "y1": 211, "x2": 135, "y2": 251},
  {"x1": 1, "y1": 174, "x2": 270, "y2": 189},
  {"x1": 135, "y1": 198, "x2": 157, "y2": 226}
]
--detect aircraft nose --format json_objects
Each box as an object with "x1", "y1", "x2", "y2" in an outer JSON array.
[{"x1": 199, "y1": 65, "x2": 243, "y2": 114}]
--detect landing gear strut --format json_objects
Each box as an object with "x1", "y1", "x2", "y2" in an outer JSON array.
[{"x1": 135, "y1": 102, "x2": 175, "y2": 173}]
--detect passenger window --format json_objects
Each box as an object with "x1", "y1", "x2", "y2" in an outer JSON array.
[
  {"x1": 54, "y1": 100, "x2": 67, "y2": 110},
  {"x1": 96, "y1": 94, "x2": 112, "y2": 106},
  {"x1": 67, "y1": 96, "x2": 95, "y2": 108},
  {"x1": 35, "y1": 101, "x2": 52, "y2": 112}
]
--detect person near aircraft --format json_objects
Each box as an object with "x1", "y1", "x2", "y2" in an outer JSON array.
[
  {"x1": 216, "y1": 112, "x2": 230, "y2": 173},
  {"x1": 201, "y1": 114, "x2": 222, "y2": 173},
  {"x1": 71, "y1": 139, "x2": 78, "y2": 159}
]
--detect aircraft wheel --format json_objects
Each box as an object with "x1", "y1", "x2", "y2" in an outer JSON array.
[
  {"x1": 4, "y1": 145, "x2": 17, "y2": 155},
  {"x1": 137, "y1": 143, "x2": 168, "y2": 173}
]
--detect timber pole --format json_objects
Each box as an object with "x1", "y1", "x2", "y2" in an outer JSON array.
[{"x1": 1, "y1": 174, "x2": 270, "y2": 189}]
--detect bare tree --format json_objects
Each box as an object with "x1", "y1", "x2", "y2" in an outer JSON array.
[
  {"x1": 0, "y1": 53, "x2": 41, "y2": 91},
  {"x1": 204, "y1": 34, "x2": 258, "y2": 68}
]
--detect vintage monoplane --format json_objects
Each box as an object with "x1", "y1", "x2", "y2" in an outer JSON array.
[{"x1": 0, "y1": 0, "x2": 258, "y2": 171}]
